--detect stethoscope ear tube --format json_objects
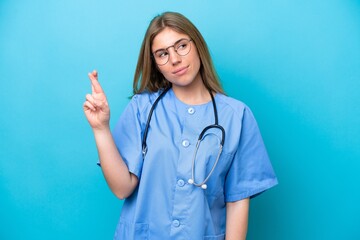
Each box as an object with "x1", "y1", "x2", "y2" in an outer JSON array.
[{"x1": 188, "y1": 130, "x2": 224, "y2": 190}]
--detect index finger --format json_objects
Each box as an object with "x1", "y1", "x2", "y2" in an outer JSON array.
[{"x1": 88, "y1": 71, "x2": 104, "y2": 94}]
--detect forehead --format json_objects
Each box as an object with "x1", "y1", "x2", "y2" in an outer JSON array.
[{"x1": 152, "y1": 27, "x2": 189, "y2": 50}]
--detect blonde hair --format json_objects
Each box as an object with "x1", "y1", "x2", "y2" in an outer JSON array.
[{"x1": 133, "y1": 12, "x2": 224, "y2": 95}]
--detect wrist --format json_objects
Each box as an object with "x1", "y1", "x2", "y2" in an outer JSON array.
[{"x1": 92, "y1": 125, "x2": 111, "y2": 135}]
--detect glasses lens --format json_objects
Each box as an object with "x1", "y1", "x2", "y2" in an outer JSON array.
[
  {"x1": 153, "y1": 39, "x2": 192, "y2": 66},
  {"x1": 175, "y1": 39, "x2": 191, "y2": 56},
  {"x1": 154, "y1": 50, "x2": 169, "y2": 66}
]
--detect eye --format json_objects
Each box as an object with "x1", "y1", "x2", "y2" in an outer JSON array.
[
  {"x1": 155, "y1": 50, "x2": 168, "y2": 59},
  {"x1": 176, "y1": 42, "x2": 188, "y2": 50}
]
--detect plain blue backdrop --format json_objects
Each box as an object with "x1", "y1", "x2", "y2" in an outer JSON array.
[{"x1": 1, "y1": 0, "x2": 359, "y2": 239}]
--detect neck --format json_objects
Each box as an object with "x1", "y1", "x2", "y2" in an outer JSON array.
[{"x1": 172, "y1": 75, "x2": 211, "y2": 105}]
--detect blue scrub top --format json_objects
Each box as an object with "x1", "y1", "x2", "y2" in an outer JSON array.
[{"x1": 110, "y1": 88, "x2": 278, "y2": 239}]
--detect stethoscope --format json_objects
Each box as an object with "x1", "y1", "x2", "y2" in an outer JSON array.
[{"x1": 142, "y1": 87, "x2": 225, "y2": 190}]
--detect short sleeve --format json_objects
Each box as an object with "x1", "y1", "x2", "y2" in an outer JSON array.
[
  {"x1": 110, "y1": 95, "x2": 144, "y2": 178},
  {"x1": 224, "y1": 106, "x2": 278, "y2": 202}
]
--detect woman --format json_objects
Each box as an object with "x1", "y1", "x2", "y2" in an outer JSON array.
[{"x1": 84, "y1": 11, "x2": 277, "y2": 240}]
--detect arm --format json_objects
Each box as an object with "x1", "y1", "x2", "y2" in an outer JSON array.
[
  {"x1": 225, "y1": 198, "x2": 250, "y2": 240},
  {"x1": 83, "y1": 70, "x2": 138, "y2": 199}
]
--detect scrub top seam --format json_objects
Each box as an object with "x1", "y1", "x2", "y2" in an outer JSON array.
[{"x1": 225, "y1": 178, "x2": 278, "y2": 202}]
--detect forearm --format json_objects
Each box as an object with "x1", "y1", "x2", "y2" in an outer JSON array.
[
  {"x1": 93, "y1": 127, "x2": 138, "y2": 199},
  {"x1": 225, "y1": 198, "x2": 250, "y2": 240}
]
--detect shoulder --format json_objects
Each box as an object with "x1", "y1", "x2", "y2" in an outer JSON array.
[
  {"x1": 129, "y1": 90, "x2": 162, "y2": 114},
  {"x1": 216, "y1": 94, "x2": 252, "y2": 121}
]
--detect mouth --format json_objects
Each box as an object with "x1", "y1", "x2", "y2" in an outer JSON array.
[{"x1": 172, "y1": 66, "x2": 189, "y2": 75}]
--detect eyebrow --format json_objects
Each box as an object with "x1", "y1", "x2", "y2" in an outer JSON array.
[{"x1": 153, "y1": 38, "x2": 188, "y2": 53}]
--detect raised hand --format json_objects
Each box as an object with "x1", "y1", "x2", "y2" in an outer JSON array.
[{"x1": 83, "y1": 70, "x2": 110, "y2": 130}]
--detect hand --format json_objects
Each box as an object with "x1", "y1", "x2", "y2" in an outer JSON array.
[{"x1": 83, "y1": 70, "x2": 110, "y2": 130}]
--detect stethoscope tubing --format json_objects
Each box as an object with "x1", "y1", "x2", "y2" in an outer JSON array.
[
  {"x1": 141, "y1": 86, "x2": 225, "y2": 190},
  {"x1": 142, "y1": 87, "x2": 171, "y2": 156}
]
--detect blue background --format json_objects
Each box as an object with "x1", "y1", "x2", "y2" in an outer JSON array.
[{"x1": 1, "y1": 0, "x2": 359, "y2": 239}]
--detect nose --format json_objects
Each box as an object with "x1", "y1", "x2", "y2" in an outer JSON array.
[{"x1": 168, "y1": 48, "x2": 181, "y2": 65}]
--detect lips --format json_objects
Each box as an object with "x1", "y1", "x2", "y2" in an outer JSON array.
[{"x1": 172, "y1": 66, "x2": 189, "y2": 75}]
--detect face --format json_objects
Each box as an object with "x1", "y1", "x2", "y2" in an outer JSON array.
[{"x1": 151, "y1": 27, "x2": 202, "y2": 90}]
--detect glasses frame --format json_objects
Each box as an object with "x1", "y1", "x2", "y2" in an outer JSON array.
[{"x1": 152, "y1": 38, "x2": 193, "y2": 66}]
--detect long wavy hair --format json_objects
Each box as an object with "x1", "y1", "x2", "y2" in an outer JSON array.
[{"x1": 133, "y1": 12, "x2": 224, "y2": 95}]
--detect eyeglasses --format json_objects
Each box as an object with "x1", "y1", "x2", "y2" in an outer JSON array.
[{"x1": 152, "y1": 38, "x2": 192, "y2": 66}]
